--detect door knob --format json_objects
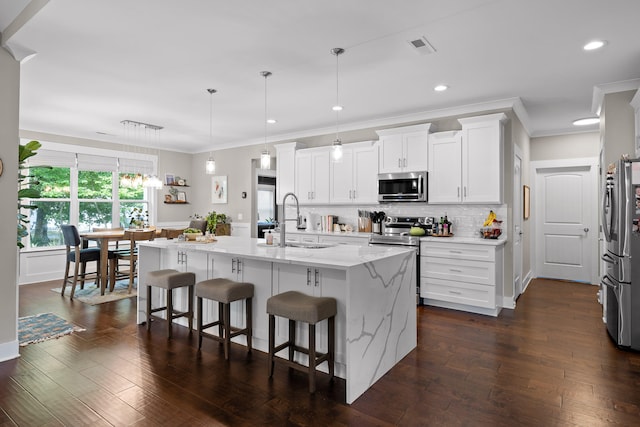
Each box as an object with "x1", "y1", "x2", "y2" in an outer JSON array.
[
  {"x1": 584, "y1": 228, "x2": 589, "y2": 232},
  {"x1": 519, "y1": 231, "x2": 523, "y2": 235}
]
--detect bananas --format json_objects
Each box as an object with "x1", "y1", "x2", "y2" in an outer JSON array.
[{"x1": 483, "y1": 210, "x2": 496, "y2": 227}]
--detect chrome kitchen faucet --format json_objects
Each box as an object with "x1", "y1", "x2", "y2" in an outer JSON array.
[{"x1": 280, "y1": 192, "x2": 300, "y2": 247}]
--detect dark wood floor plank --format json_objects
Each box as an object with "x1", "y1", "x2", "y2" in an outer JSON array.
[{"x1": 3, "y1": 278, "x2": 640, "y2": 426}]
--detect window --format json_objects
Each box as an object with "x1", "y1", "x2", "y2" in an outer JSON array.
[{"x1": 23, "y1": 144, "x2": 156, "y2": 249}]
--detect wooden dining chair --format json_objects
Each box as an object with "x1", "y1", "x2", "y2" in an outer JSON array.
[
  {"x1": 61, "y1": 224, "x2": 102, "y2": 299},
  {"x1": 114, "y1": 229, "x2": 155, "y2": 293},
  {"x1": 188, "y1": 219, "x2": 207, "y2": 234},
  {"x1": 160, "y1": 228, "x2": 186, "y2": 239}
]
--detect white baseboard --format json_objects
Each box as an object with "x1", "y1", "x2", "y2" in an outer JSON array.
[
  {"x1": 0, "y1": 340, "x2": 20, "y2": 363},
  {"x1": 522, "y1": 270, "x2": 533, "y2": 292},
  {"x1": 502, "y1": 297, "x2": 516, "y2": 309}
]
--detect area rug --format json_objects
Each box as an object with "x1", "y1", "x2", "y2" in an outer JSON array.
[
  {"x1": 51, "y1": 279, "x2": 137, "y2": 305},
  {"x1": 18, "y1": 312, "x2": 85, "y2": 346}
]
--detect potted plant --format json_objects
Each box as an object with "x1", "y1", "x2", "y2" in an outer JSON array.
[
  {"x1": 128, "y1": 207, "x2": 148, "y2": 229},
  {"x1": 18, "y1": 140, "x2": 49, "y2": 248},
  {"x1": 205, "y1": 211, "x2": 230, "y2": 236}
]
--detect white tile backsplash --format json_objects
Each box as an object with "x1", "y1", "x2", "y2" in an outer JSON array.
[{"x1": 284, "y1": 203, "x2": 507, "y2": 238}]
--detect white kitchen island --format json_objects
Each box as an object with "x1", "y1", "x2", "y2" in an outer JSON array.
[{"x1": 137, "y1": 236, "x2": 416, "y2": 404}]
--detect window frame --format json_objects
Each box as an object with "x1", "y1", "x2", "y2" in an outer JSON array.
[{"x1": 20, "y1": 140, "x2": 158, "y2": 250}]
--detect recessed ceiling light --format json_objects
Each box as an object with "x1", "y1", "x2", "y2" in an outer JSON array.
[
  {"x1": 332, "y1": 105, "x2": 343, "y2": 111},
  {"x1": 266, "y1": 118, "x2": 277, "y2": 124},
  {"x1": 572, "y1": 117, "x2": 600, "y2": 126},
  {"x1": 434, "y1": 84, "x2": 448, "y2": 92},
  {"x1": 583, "y1": 40, "x2": 606, "y2": 51}
]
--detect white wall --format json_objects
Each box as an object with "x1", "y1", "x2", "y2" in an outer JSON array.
[
  {"x1": 531, "y1": 132, "x2": 600, "y2": 161},
  {"x1": 601, "y1": 90, "x2": 636, "y2": 166},
  {"x1": 0, "y1": 47, "x2": 20, "y2": 361}
]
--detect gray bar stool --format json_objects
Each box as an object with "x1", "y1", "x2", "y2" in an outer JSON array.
[
  {"x1": 145, "y1": 269, "x2": 195, "y2": 338},
  {"x1": 195, "y1": 278, "x2": 254, "y2": 360},
  {"x1": 267, "y1": 290, "x2": 336, "y2": 393}
]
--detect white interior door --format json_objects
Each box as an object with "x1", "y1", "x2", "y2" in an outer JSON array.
[
  {"x1": 513, "y1": 147, "x2": 523, "y2": 298},
  {"x1": 534, "y1": 162, "x2": 597, "y2": 283}
]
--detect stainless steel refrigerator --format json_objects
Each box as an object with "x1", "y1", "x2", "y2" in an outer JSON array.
[{"x1": 601, "y1": 159, "x2": 640, "y2": 349}]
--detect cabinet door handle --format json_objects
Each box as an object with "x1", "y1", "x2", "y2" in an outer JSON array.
[
  {"x1": 449, "y1": 268, "x2": 462, "y2": 273},
  {"x1": 403, "y1": 158, "x2": 407, "y2": 168},
  {"x1": 449, "y1": 250, "x2": 462, "y2": 254},
  {"x1": 352, "y1": 190, "x2": 356, "y2": 199},
  {"x1": 398, "y1": 158, "x2": 401, "y2": 168},
  {"x1": 177, "y1": 251, "x2": 181, "y2": 264},
  {"x1": 307, "y1": 268, "x2": 312, "y2": 286},
  {"x1": 237, "y1": 259, "x2": 242, "y2": 274},
  {"x1": 449, "y1": 290, "x2": 462, "y2": 295},
  {"x1": 457, "y1": 187, "x2": 460, "y2": 197},
  {"x1": 231, "y1": 258, "x2": 236, "y2": 273},
  {"x1": 314, "y1": 269, "x2": 320, "y2": 287},
  {"x1": 464, "y1": 187, "x2": 467, "y2": 197}
]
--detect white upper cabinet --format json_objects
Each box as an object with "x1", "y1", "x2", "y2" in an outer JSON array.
[
  {"x1": 330, "y1": 141, "x2": 378, "y2": 204},
  {"x1": 428, "y1": 113, "x2": 507, "y2": 204},
  {"x1": 458, "y1": 113, "x2": 507, "y2": 204},
  {"x1": 275, "y1": 142, "x2": 303, "y2": 204},
  {"x1": 428, "y1": 131, "x2": 462, "y2": 203},
  {"x1": 295, "y1": 147, "x2": 330, "y2": 204},
  {"x1": 376, "y1": 123, "x2": 432, "y2": 173}
]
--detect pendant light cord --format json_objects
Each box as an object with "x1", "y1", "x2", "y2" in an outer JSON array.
[{"x1": 335, "y1": 50, "x2": 340, "y2": 141}]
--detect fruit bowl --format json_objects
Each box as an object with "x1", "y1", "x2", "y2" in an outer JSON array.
[
  {"x1": 480, "y1": 227, "x2": 502, "y2": 239},
  {"x1": 183, "y1": 231, "x2": 203, "y2": 241}
]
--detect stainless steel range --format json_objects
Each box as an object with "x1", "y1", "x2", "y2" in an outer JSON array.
[{"x1": 369, "y1": 216, "x2": 428, "y2": 304}]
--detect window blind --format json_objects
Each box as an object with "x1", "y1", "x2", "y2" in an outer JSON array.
[
  {"x1": 77, "y1": 154, "x2": 118, "y2": 172},
  {"x1": 118, "y1": 158, "x2": 154, "y2": 175},
  {"x1": 28, "y1": 149, "x2": 76, "y2": 168}
]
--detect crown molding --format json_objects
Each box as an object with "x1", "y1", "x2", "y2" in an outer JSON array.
[
  {"x1": 209, "y1": 97, "x2": 532, "y2": 152},
  {"x1": 591, "y1": 78, "x2": 640, "y2": 116}
]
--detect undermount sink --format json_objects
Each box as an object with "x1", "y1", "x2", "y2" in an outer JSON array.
[{"x1": 285, "y1": 241, "x2": 336, "y2": 249}]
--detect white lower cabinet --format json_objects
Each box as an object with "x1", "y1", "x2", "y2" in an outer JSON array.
[
  {"x1": 157, "y1": 248, "x2": 210, "y2": 326},
  {"x1": 207, "y1": 254, "x2": 273, "y2": 345},
  {"x1": 420, "y1": 241, "x2": 503, "y2": 316},
  {"x1": 272, "y1": 263, "x2": 347, "y2": 369}
]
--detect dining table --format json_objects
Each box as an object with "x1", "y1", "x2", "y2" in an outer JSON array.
[{"x1": 80, "y1": 228, "x2": 178, "y2": 295}]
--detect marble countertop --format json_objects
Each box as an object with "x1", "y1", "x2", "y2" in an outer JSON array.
[{"x1": 139, "y1": 235, "x2": 414, "y2": 269}]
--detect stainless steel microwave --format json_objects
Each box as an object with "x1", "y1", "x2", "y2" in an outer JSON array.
[{"x1": 377, "y1": 171, "x2": 427, "y2": 202}]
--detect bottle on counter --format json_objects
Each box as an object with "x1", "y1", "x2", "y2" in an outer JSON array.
[{"x1": 265, "y1": 229, "x2": 273, "y2": 245}]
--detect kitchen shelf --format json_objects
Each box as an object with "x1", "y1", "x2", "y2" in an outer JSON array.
[
  {"x1": 165, "y1": 184, "x2": 190, "y2": 187},
  {"x1": 164, "y1": 201, "x2": 189, "y2": 204}
]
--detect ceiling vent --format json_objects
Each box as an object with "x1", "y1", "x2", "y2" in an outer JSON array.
[{"x1": 407, "y1": 36, "x2": 436, "y2": 55}]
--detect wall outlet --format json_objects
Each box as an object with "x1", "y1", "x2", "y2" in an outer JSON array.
[{"x1": 238, "y1": 213, "x2": 243, "y2": 220}]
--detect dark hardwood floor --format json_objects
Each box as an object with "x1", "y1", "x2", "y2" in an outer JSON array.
[{"x1": 2, "y1": 278, "x2": 639, "y2": 426}]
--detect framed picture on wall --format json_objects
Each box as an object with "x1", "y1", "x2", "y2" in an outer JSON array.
[
  {"x1": 177, "y1": 192, "x2": 187, "y2": 202},
  {"x1": 165, "y1": 173, "x2": 175, "y2": 185},
  {"x1": 211, "y1": 176, "x2": 227, "y2": 204}
]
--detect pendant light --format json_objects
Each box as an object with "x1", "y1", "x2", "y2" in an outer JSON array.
[
  {"x1": 331, "y1": 48, "x2": 345, "y2": 162},
  {"x1": 205, "y1": 88, "x2": 217, "y2": 174},
  {"x1": 260, "y1": 71, "x2": 272, "y2": 169}
]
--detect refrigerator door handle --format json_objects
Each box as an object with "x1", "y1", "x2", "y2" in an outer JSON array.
[
  {"x1": 600, "y1": 275, "x2": 618, "y2": 292},
  {"x1": 602, "y1": 186, "x2": 612, "y2": 242},
  {"x1": 601, "y1": 253, "x2": 618, "y2": 265}
]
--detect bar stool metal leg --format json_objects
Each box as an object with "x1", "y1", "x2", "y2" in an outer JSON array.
[{"x1": 268, "y1": 314, "x2": 275, "y2": 377}]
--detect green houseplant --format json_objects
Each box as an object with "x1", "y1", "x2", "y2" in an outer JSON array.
[
  {"x1": 205, "y1": 211, "x2": 230, "y2": 235},
  {"x1": 17, "y1": 140, "x2": 49, "y2": 248}
]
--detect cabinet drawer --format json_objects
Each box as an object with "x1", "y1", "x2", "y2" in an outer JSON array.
[
  {"x1": 420, "y1": 277, "x2": 496, "y2": 308},
  {"x1": 420, "y1": 242, "x2": 495, "y2": 262},
  {"x1": 421, "y1": 257, "x2": 494, "y2": 285},
  {"x1": 318, "y1": 235, "x2": 369, "y2": 246}
]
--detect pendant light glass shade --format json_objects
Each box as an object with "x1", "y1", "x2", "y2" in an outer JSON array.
[
  {"x1": 143, "y1": 174, "x2": 163, "y2": 189},
  {"x1": 260, "y1": 150, "x2": 271, "y2": 169},
  {"x1": 205, "y1": 89, "x2": 217, "y2": 174},
  {"x1": 332, "y1": 139, "x2": 343, "y2": 161},
  {"x1": 331, "y1": 48, "x2": 345, "y2": 162},
  {"x1": 205, "y1": 157, "x2": 216, "y2": 174},
  {"x1": 260, "y1": 71, "x2": 272, "y2": 169}
]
